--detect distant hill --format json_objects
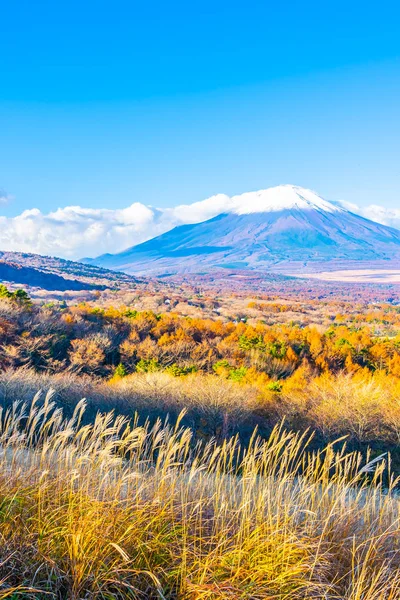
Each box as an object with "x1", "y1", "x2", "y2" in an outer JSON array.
[
  {"x1": 0, "y1": 251, "x2": 142, "y2": 291},
  {"x1": 0, "y1": 261, "x2": 101, "y2": 291},
  {"x1": 86, "y1": 185, "x2": 400, "y2": 276}
]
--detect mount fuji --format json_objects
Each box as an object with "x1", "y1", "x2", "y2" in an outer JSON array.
[{"x1": 87, "y1": 185, "x2": 400, "y2": 275}]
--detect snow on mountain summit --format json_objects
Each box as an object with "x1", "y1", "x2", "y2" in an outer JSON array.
[{"x1": 228, "y1": 185, "x2": 343, "y2": 215}]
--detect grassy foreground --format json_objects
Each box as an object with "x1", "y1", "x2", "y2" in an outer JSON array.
[{"x1": 0, "y1": 393, "x2": 399, "y2": 599}]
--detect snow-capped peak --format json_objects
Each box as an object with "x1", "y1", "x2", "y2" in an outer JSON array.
[{"x1": 228, "y1": 185, "x2": 343, "y2": 215}]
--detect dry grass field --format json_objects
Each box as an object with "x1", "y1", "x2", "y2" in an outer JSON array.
[
  {"x1": 293, "y1": 270, "x2": 400, "y2": 283},
  {"x1": 0, "y1": 393, "x2": 399, "y2": 599}
]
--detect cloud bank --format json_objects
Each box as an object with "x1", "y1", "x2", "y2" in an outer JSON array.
[
  {"x1": 0, "y1": 195, "x2": 231, "y2": 259},
  {"x1": 0, "y1": 191, "x2": 399, "y2": 260},
  {"x1": 338, "y1": 201, "x2": 400, "y2": 231}
]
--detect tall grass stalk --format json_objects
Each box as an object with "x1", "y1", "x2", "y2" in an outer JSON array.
[{"x1": 0, "y1": 390, "x2": 399, "y2": 599}]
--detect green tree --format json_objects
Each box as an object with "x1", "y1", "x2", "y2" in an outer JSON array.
[
  {"x1": 0, "y1": 284, "x2": 13, "y2": 299},
  {"x1": 14, "y1": 289, "x2": 32, "y2": 307},
  {"x1": 136, "y1": 358, "x2": 161, "y2": 373},
  {"x1": 114, "y1": 363, "x2": 127, "y2": 378}
]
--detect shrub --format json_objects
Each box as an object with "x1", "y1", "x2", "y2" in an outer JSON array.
[{"x1": 135, "y1": 357, "x2": 161, "y2": 373}]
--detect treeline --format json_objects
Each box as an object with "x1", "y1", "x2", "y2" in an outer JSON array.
[
  {"x1": 2, "y1": 289, "x2": 400, "y2": 469},
  {"x1": 1, "y1": 289, "x2": 400, "y2": 381}
]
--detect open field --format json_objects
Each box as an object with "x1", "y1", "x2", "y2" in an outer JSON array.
[{"x1": 292, "y1": 269, "x2": 400, "y2": 283}]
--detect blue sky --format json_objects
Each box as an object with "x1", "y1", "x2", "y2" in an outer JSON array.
[{"x1": 0, "y1": 0, "x2": 399, "y2": 222}]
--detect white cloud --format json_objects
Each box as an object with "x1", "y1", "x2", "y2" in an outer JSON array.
[
  {"x1": 165, "y1": 194, "x2": 231, "y2": 223},
  {"x1": 0, "y1": 203, "x2": 163, "y2": 259},
  {"x1": 0, "y1": 197, "x2": 232, "y2": 259},
  {"x1": 0, "y1": 190, "x2": 11, "y2": 205},
  {"x1": 338, "y1": 200, "x2": 400, "y2": 231},
  {"x1": 0, "y1": 188, "x2": 399, "y2": 260}
]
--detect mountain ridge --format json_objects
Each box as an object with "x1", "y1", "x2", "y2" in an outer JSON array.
[{"x1": 0, "y1": 251, "x2": 143, "y2": 291}]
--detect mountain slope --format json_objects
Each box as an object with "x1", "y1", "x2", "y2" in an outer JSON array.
[
  {"x1": 88, "y1": 185, "x2": 400, "y2": 275},
  {"x1": 0, "y1": 251, "x2": 143, "y2": 290},
  {"x1": 0, "y1": 261, "x2": 102, "y2": 291}
]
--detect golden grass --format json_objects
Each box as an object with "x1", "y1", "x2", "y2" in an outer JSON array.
[{"x1": 0, "y1": 392, "x2": 399, "y2": 599}]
